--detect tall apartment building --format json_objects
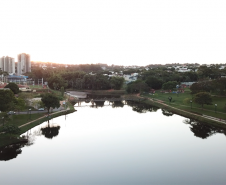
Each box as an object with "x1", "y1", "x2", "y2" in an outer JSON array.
[
  {"x1": 0, "y1": 56, "x2": 15, "y2": 73},
  {"x1": 17, "y1": 53, "x2": 31, "y2": 75}
]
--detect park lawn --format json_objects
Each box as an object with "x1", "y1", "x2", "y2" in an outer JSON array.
[
  {"x1": 0, "y1": 113, "x2": 46, "y2": 132},
  {"x1": 143, "y1": 88, "x2": 226, "y2": 119},
  {"x1": 28, "y1": 85, "x2": 43, "y2": 89}
]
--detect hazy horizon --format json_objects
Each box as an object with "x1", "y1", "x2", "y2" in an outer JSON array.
[{"x1": 1, "y1": 0, "x2": 226, "y2": 66}]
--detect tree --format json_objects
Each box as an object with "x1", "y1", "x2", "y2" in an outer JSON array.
[
  {"x1": 190, "y1": 81, "x2": 213, "y2": 94},
  {"x1": 41, "y1": 93, "x2": 60, "y2": 113},
  {"x1": 3, "y1": 124, "x2": 21, "y2": 135},
  {"x1": 126, "y1": 80, "x2": 149, "y2": 93},
  {"x1": 162, "y1": 81, "x2": 177, "y2": 90},
  {"x1": 110, "y1": 76, "x2": 124, "y2": 90},
  {"x1": 60, "y1": 86, "x2": 64, "y2": 97},
  {"x1": 14, "y1": 98, "x2": 26, "y2": 113},
  {"x1": 4, "y1": 83, "x2": 19, "y2": 94},
  {"x1": 48, "y1": 75, "x2": 67, "y2": 90},
  {"x1": 194, "y1": 92, "x2": 212, "y2": 108},
  {"x1": 145, "y1": 76, "x2": 163, "y2": 89},
  {"x1": 0, "y1": 90, "x2": 15, "y2": 112}
]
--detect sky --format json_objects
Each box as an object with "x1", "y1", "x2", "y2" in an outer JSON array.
[{"x1": 1, "y1": 0, "x2": 226, "y2": 66}]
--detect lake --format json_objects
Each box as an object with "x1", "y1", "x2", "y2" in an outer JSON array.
[{"x1": 1, "y1": 101, "x2": 226, "y2": 185}]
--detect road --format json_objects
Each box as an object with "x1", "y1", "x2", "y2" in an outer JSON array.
[{"x1": 12, "y1": 107, "x2": 66, "y2": 115}]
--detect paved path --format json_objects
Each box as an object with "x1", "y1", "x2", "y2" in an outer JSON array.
[
  {"x1": 0, "y1": 108, "x2": 70, "y2": 134},
  {"x1": 18, "y1": 108, "x2": 69, "y2": 128},
  {"x1": 139, "y1": 94, "x2": 226, "y2": 124}
]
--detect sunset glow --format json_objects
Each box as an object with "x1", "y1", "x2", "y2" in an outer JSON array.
[{"x1": 1, "y1": 0, "x2": 226, "y2": 65}]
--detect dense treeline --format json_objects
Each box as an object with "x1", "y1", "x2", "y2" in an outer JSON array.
[
  {"x1": 127, "y1": 64, "x2": 226, "y2": 94},
  {"x1": 26, "y1": 65, "x2": 124, "y2": 90},
  {"x1": 190, "y1": 78, "x2": 226, "y2": 95},
  {"x1": 25, "y1": 64, "x2": 226, "y2": 94}
]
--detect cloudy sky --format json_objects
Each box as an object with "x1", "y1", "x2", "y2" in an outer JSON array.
[{"x1": 1, "y1": 0, "x2": 226, "y2": 66}]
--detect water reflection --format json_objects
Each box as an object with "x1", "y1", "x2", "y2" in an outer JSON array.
[
  {"x1": 90, "y1": 100, "x2": 125, "y2": 108},
  {"x1": 87, "y1": 94, "x2": 120, "y2": 99},
  {"x1": 126, "y1": 100, "x2": 159, "y2": 113},
  {"x1": 162, "y1": 109, "x2": 174, "y2": 116},
  {"x1": 41, "y1": 122, "x2": 61, "y2": 139},
  {"x1": 112, "y1": 101, "x2": 124, "y2": 108},
  {"x1": 0, "y1": 142, "x2": 26, "y2": 161},
  {"x1": 184, "y1": 119, "x2": 226, "y2": 139},
  {"x1": 90, "y1": 101, "x2": 105, "y2": 108}
]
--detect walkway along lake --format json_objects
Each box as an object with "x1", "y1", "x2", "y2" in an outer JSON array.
[{"x1": 1, "y1": 101, "x2": 226, "y2": 185}]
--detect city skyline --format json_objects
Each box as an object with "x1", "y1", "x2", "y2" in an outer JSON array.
[{"x1": 1, "y1": 0, "x2": 226, "y2": 66}]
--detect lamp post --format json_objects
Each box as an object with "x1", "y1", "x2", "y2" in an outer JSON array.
[
  {"x1": 190, "y1": 100, "x2": 192, "y2": 109},
  {"x1": 215, "y1": 104, "x2": 217, "y2": 113},
  {"x1": 29, "y1": 109, "x2": 31, "y2": 119},
  {"x1": 2, "y1": 117, "x2": 4, "y2": 126},
  {"x1": 168, "y1": 96, "x2": 172, "y2": 104}
]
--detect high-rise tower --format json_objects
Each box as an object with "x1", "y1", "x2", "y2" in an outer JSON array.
[
  {"x1": 0, "y1": 56, "x2": 15, "y2": 74},
  {"x1": 17, "y1": 53, "x2": 31, "y2": 75}
]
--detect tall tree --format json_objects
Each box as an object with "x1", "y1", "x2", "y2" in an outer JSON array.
[
  {"x1": 13, "y1": 98, "x2": 26, "y2": 113},
  {"x1": 145, "y1": 76, "x2": 163, "y2": 89},
  {"x1": 126, "y1": 80, "x2": 149, "y2": 93},
  {"x1": 41, "y1": 93, "x2": 60, "y2": 113},
  {"x1": 0, "y1": 90, "x2": 15, "y2": 112},
  {"x1": 110, "y1": 76, "x2": 124, "y2": 90},
  {"x1": 162, "y1": 81, "x2": 177, "y2": 90},
  {"x1": 194, "y1": 92, "x2": 212, "y2": 108}
]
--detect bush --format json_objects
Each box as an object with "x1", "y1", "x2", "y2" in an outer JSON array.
[
  {"x1": 3, "y1": 124, "x2": 21, "y2": 134},
  {"x1": 4, "y1": 83, "x2": 19, "y2": 94}
]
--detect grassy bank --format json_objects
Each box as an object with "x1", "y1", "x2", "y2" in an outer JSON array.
[
  {"x1": 0, "y1": 102, "x2": 75, "y2": 148},
  {"x1": 142, "y1": 88, "x2": 226, "y2": 119},
  {"x1": 136, "y1": 96, "x2": 226, "y2": 129}
]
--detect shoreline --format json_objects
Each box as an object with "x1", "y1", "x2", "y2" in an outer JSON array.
[{"x1": 133, "y1": 94, "x2": 226, "y2": 129}]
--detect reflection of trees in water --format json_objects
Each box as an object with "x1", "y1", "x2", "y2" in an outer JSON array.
[
  {"x1": 88, "y1": 94, "x2": 120, "y2": 99},
  {"x1": 90, "y1": 101, "x2": 105, "y2": 108},
  {"x1": 41, "y1": 122, "x2": 61, "y2": 139},
  {"x1": 0, "y1": 142, "x2": 26, "y2": 161},
  {"x1": 112, "y1": 101, "x2": 124, "y2": 108},
  {"x1": 21, "y1": 129, "x2": 42, "y2": 146},
  {"x1": 162, "y1": 109, "x2": 174, "y2": 116},
  {"x1": 126, "y1": 101, "x2": 159, "y2": 113},
  {"x1": 184, "y1": 119, "x2": 226, "y2": 139},
  {"x1": 0, "y1": 122, "x2": 60, "y2": 161}
]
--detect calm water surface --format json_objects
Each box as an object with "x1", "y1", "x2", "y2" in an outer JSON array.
[{"x1": 1, "y1": 102, "x2": 226, "y2": 185}]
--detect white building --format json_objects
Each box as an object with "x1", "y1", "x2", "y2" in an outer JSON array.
[
  {"x1": 0, "y1": 56, "x2": 15, "y2": 73},
  {"x1": 123, "y1": 73, "x2": 138, "y2": 83}
]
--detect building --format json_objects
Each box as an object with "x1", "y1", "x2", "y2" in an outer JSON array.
[
  {"x1": 0, "y1": 56, "x2": 15, "y2": 73},
  {"x1": 17, "y1": 53, "x2": 31, "y2": 75}
]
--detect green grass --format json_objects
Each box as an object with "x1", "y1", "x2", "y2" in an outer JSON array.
[
  {"x1": 0, "y1": 113, "x2": 46, "y2": 132},
  {"x1": 28, "y1": 85, "x2": 43, "y2": 89},
  {"x1": 0, "y1": 101, "x2": 76, "y2": 148},
  {"x1": 142, "y1": 88, "x2": 226, "y2": 119}
]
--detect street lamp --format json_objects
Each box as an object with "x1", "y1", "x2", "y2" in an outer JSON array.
[
  {"x1": 215, "y1": 104, "x2": 217, "y2": 113},
  {"x1": 2, "y1": 117, "x2": 4, "y2": 126},
  {"x1": 168, "y1": 96, "x2": 172, "y2": 104},
  {"x1": 190, "y1": 100, "x2": 192, "y2": 109},
  {"x1": 29, "y1": 108, "x2": 31, "y2": 119}
]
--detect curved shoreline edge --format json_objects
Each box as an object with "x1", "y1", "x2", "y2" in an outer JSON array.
[{"x1": 134, "y1": 95, "x2": 226, "y2": 129}]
